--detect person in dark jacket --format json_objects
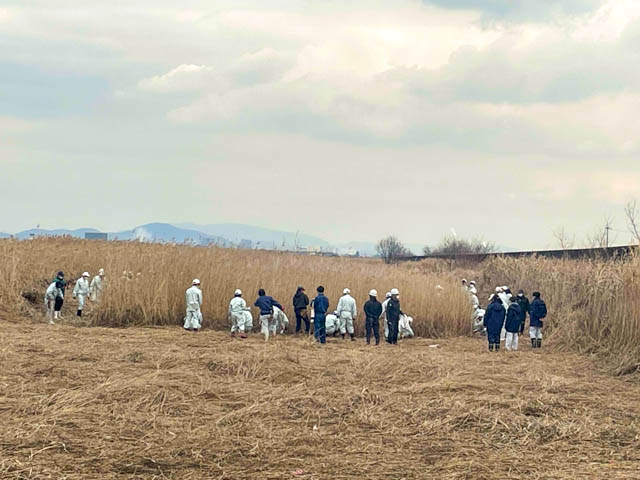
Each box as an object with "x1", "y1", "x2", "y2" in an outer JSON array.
[
  {"x1": 363, "y1": 289, "x2": 383, "y2": 345},
  {"x1": 483, "y1": 295, "x2": 506, "y2": 352},
  {"x1": 386, "y1": 288, "x2": 403, "y2": 345},
  {"x1": 292, "y1": 286, "x2": 310, "y2": 334},
  {"x1": 529, "y1": 291, "x2": 547, "y2": 348},
  {"x1": 515, "y1": 290, "x2": 530, "y2": 334},
  {"x1": 505, "y1": 298, "x2": 522, "y2": 351},
  {"x1": 254, "y1": 289, "x2": 283, "y2": 341},
  {"x1": 311, "y1": 286, "x2": 329, "y2": 344},
  {"x1": 53, "y1": 271, "x2": 67, "y2": 318}
]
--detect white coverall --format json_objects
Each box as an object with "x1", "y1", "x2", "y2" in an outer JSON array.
[
  {"x1": 505, "y1": 332, "x2": 519, "y2": 351},
  {"x1": 273, "y1": 306, "x2": 289, "y2": 334},
  {"x1": 90, "y1": 275, "x2": 104, "y2": 301},
  {"x1": 184, "y1": 285, "x2": 203, "y2": 330},
  {"x1": 382, "y1": 298, "x2": 390, "y2": 339},
  {"x1": 498, "y1": 292, "x2": 511, "y2": 341},
  {"x1": 73, "y1": 278, "x2": 90, "y2": 311},
  {"x1": 336, "y1": 294, "x2": 357, "y2": 335},
  {"x1": 529, "y1": 326, "x2": 543, "y2": 340},
  {"x1": 325, "y1": 313, "x2": 338, "y2": 335},
  {"x1": 229, "y1": 296, "x2": 252, "y2": 334},
  {"x1": 44, "y1": 282, "x2": 60, "y2": 321},
  {"x1": 473, "y1": 308, "x2": 486, "y2": 333},
  {"x1": 399, "y1": 314, "x2": 414, "y2": 338}
]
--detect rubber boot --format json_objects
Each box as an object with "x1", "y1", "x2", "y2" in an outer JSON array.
[
  {"x1": 231, "y1": 331, "x2": 236, "y2": 338},
  {"x1": 341, "y1": 333, "x2": 345, "y2": 340},
  {"x1": 77, "y1": 309, "x2": 82, "y2": 317},
  {"x1": 537, "y1": 339, "x2": 542, "y2": 348},
  {"x1": 531, "y1": 338, "x2": 537, "y2": 348},
  {"x1": 489, "y1": 343, "x2": 494, "y2": 352},
  {"x1": 350, "y1": 333, "x2": 355, "y2": 341},
  {"x1": 495, "y1": 343, "x2": 500, "y2": 352}
]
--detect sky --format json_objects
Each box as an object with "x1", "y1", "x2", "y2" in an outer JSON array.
[{"x1": 2, "y1": 0, "x2": 640, "y2": 249}]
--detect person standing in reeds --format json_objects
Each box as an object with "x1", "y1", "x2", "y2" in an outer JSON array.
[
  {"x1": 72, "y1": 272, "x2": 91, "y2": 317},
  {"x1": 505, "y1": 297, "x2": 522, "y2": 351},
  {"x1": 183, "y1": 279, "x2": 203, "y2": 333},
  {"x1": 311, "y1": 286, "x2": 329, "y2": 344},
  {"x1": 44, "y1": 279, "x2": 62, "y2": 324},
  {"x1": 386, "y1": 288, "x2": 403, "y2": 345},
  {"x1": 515, "y1": 290, "x2": 530, "y2": 335},
  {"x1": 529, "y1": 292, "x2": 547, "y2": 348},
  {"x1": 229, "y1": 289, "x2": 251, "y2": 339},
  {"x1": 292, "y1": 286, "x2": 310, "y2": 335},
  {"x1": 90, "y1": 268, "x2": 105, "y2": 301},
  {"x1": 484, "y1": 295, "x2": 506, "y2": 352},
  {"x1": 363, "y1": 289, "x2": 382, "y2": 345},
  {"x1": 255, "y1": 289, "x2": 283, "y2": 341},
  {"x1": 336, "y1": 288, "x2": 357, "y2": 341},
  {"x1": 53, "y1": 271, "x2": 67, "y2": 319}
]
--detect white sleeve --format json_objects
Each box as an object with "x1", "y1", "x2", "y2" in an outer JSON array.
[{"x1": 73, "y1": 282, "x2": 79, "y2": 296}]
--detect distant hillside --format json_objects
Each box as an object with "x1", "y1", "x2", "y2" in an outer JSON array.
[
  {"x1": 14, "y1": 228, "x2": 101, "y2": 240},
  {"x1": 111, "y1": 223, "x2": 229, "y2": 246},
  {"x1": 176, "y1": 223, "x2": 330, "y2": 249},
  {"x1": 0, "y1": 232, "x2": 10, "y2": 238}
]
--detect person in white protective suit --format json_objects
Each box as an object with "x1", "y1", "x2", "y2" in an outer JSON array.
[
  {"x1": 229, "y1": 289, "x2": 252, "y2": 338},
  {"x1": 336, "y1": 288, "x2": 357, "y2": 341},
  {"x1": 184, "y1": 279, "x2": 203, "y2": 332},
  {"x1": 382, "y1": 292, "x2": 392, "y2": 339},
  {"x1": 324, "y1": 311, "x2": 339, "y2": 336},
  {"x1": 273, "y1": 306, "x2": 289, "y2": 335},
  {"x1": 44, "y1": 281, "x2": 62, "y2": 324},
  {"x1": 90, "y1": 268, "x2": 105, "y2": 301},
  {"x1": 72, "y1": 272, "x2": 91, "y2": 317},
  {"x1": 496, "y1": 287, "x2": 511, "y2": 341},
  {"x1": 398, "y1": 314, "x2": 414, "y2": 338},
  {"x1": 468, "y1": 280, "x2": 478, "y2": 295},
  {"x1": 473, "y1": 307, "x2": 486, "y2": 334}
]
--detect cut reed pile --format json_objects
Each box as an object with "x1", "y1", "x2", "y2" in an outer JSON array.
[
  {"x1": 1, "y1": 321, "x2": 639, "y2": 479},
  {"x1": 0, "y1": 238, "x2": 471, "y2": 337}
]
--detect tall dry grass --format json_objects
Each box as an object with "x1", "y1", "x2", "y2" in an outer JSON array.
[{"x1": 0, "y1": 238, "x2": 471, "y2": 337}]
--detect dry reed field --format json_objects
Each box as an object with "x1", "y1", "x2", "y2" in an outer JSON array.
[
  {"x1": 3, "y1": 238, "x2": 640, "y2": 478},
  {"x1": 2, "y1": 322, "x2": 640, "y2": 479}
]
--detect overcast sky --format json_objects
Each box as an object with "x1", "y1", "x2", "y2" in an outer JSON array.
[{"x1": 2, "y1": 0, "x2": 640, "y2": 249}]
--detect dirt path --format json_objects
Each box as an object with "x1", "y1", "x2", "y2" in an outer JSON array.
[{"x1": 1, "y1": 320, "x2": 639, "y2": 479}]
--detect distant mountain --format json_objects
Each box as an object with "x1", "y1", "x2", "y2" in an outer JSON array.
[
  {"x1": 14, "y1": 227, "x2": 101, "y2": 240},
  {"x1": 0, "y1": 232, "x2": 10, "y2": 238},
  {"x1": 110, "y1": 223, "x2": 229, "y2": 246},
  {"x1": 176, "y1": 223, "x2": 330, "y2": 249}
]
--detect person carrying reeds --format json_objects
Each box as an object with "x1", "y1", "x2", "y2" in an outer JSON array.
[
  {"x1": 254, "y1": 289, "x2": 283, "y2": 341},
  {"x1": 292, "y1": 286, "x2": 310, "y2": 335},
  {"x1": 484, "y1": 294, "x2": 506, "y2": 352},
  {"x1": 529, "y1": 292, "x2": 547, "y2": 348},
  {"x1": 311, "y1": 286, "x2": 329, "y2": 344},
  {"x1": 363, "y1": 289, "x2": 382, "y2": 345},
  {"x1": 229, "y1": 289, "x2": 251, "y2": 339},
  {"x1": 183, "y1": 279, "x2": 203, "y2": 333}
]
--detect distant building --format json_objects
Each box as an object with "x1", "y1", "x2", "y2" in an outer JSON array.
[{"x1": 85, "y1": 232, "x2": 108, "y2": 240}]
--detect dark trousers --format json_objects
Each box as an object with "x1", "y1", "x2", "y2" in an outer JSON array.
[
  {"x1": 387, "y1": 319, "x2": 399, "y2": 344},
  {"x1": 314, "y1": 315, "x2": 326, "y2": 344},
  {"x1": 365, "y1": 317, "x2": 380, "y2": 344},
  {"x1": 54, "y1": 297, "x2": 64, "y2": 312},
  {"x1": 487, "y1": 332, "x2": 500, "y2": 345},
  {"x1": 295, "y1": 308, "x2": 310, "y2": 333},
  {"x1": 519, "y1": 317, "x2": 526, "y2": 334}
]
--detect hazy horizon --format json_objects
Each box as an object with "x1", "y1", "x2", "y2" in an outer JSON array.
[{"x1": 2, "y1": 1, "x2": 640, "y2": 249}]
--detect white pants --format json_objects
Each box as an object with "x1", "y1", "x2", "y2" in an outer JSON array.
[
  {"x1": 184, "y1": 309, "x2": 202, "y2": 330},
  {"x1": 505, "y1": 332, "x2": 519, "y2": 350},
  {"x1": 400, "y1": 324, "x2": 414, "y2": 338},
  {"x1": 500, "y1": 326, "x2": 506, "y2": 341},
  {"x1": 231, "y1": 312, "x2": 252, "y2": 333},
  {"x1": 260, "y1": 314, "x2": 277, "y2": 338},
  {"x1": 529, "y1": 326, "x2": 543, "y2": 339},
  {"x1": 45, "y1": 298, "x2": 55, "y2": 319},
  {"x1": 76, "y1": 294, "x2": 87, "y2": 311},
  {"x1": 384, "y1": 320, "x2": 389, "y2": 339},
  {"x1": 339, "y1": 312, "x2": 354, "y2": 335}
]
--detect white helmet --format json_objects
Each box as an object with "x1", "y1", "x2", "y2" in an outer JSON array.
[
  {"x1": 333, "y1": 310, "x2": 339, "y2": 316},
  {"x1": 343, "y1": 288, "x2": 350, "y2": 294},
  {"x1": 385, "y1": 292, "x2": 392, "y2": 298},
  {"x1": 82, "y1": 272, "x2": 90, "y2": 277},
  {"x1": 234, "y1": 289, "x2": 242, "y2": 296},
  {"x1": 193, "y1": 279, "x2": 201, "y2": 285},
  {"x1": 98, "y1": 268, "x2": 105, "y2": 275},
  {"x1": 469, "y1": 280, "x2": 476, "y2": 286},
  {"x1": 369, "y1": 289, "x2": 378, "y2": 297},
  {"x1": 495, "y1": 287, "x2": 502, "y2": 293},
  {"x1": 390, "y1": 288, "x2": 400, "y2": 295}
]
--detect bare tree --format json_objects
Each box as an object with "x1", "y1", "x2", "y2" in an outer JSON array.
[
  {"x1": 552, "y1": 226, "x2": 575, "y2": 250},
  {"x1": 586, "y1": 216, "x2": 616, "y2": 248},
  {"x1": 376, "y1": 236, "x2": 411, "y2": 264},
  {"x1": 624, "y1": 200, "x2": 640, "y2": 244}
]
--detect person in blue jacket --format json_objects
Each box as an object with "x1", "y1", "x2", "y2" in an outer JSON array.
[
  {"x1": 254, "y1": 289, "x2": 283, "y2": 341},
  {"x1": 529, "y1": 291, "x2": 547, "y2": 348},
  {"x1": 484, "y1": 295, "x2": 506, "y2": 352},
  {"x1": 311, "y1": 286, "x2": 329, "y2": 344},
  {"x1": 504, "y1": 298, "x2": 522, "y2": 351}
]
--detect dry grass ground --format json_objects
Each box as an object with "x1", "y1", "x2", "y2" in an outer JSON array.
[{"x1": 2, "y1": 318, "x2": 639, "y2": 479}]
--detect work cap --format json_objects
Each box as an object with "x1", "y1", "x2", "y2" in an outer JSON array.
[
  {"x1": 343, "y1": 288, "x2": 350, "y2": 294},
  {"x1": 98, "y1": 268, "x2": 105, "y2": 275},
  {"x1": 368, "y1": 289, "x2": 377, "y2": 297},
  {"x1": 82, "y1": 272, "x2": 90, "y2": 277},
  {"x1": 385, "y1": 292, "x2": 392, "y2": 298},
  {"x1": 193, "y1": 279, "x2": 201, "y2": 285},
  {"x1": 390, "y1": 288, "x2": 400, "y2": 295},
  {"x1": 469, "y1": 280, "x2": 476, "y2": 285},
  {"x1": 234, "y1": 289, "x2": 242, "y2": 296}
]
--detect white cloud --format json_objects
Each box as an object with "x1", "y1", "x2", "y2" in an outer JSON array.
[{"x1": 138, "y1": 64, "x2": 216, "y2": 93}]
